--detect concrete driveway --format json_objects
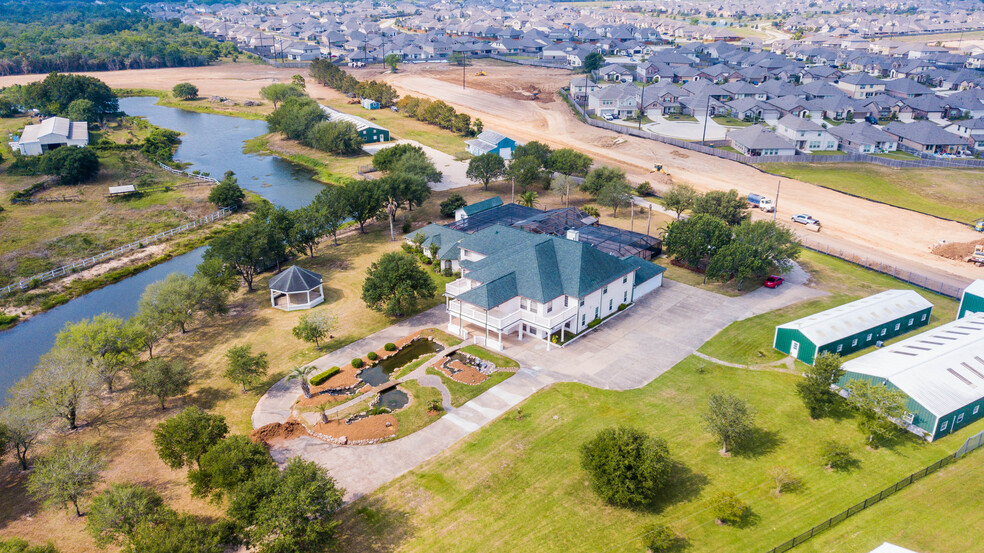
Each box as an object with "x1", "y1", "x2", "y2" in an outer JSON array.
[
  {"x1": 362, "y1": 139, "x2": 470, "y2": 191},
  {"x1": 253, "y1": 264, "x2": 825, "y2": 499}
]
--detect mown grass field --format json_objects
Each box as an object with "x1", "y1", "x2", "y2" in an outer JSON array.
[
  {"x1": 333, "y1": 245, "x2": 978, "y2": 553},
  {"x1": 756, "y1": 162, "x2": 984, "y2": 224},
  {"x1": 697, "y1": 250, "x2": 960, "y2": 366},
  {"x1": 797, "y1": 447, "x2": 984, "y2": 553}
]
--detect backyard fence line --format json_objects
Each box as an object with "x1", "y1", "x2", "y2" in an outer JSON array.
[
  {"x1": 0, "y1": 206, "x2": 234, "y2": 296},
  {"x1": 798, "y1": 238, "x2": 968, "y2": 299},
  {"x1": 765, "y1": 429, "x2": 984, "y2": 553},
  {"x1": 488, "y1": 54, "x2": 570, "y2": 69},
  {"x1": 561, "y1": 88, "x2": 984, "y2": 169}
]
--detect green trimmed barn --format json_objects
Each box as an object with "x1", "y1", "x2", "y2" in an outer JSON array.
[
  {"x1": 958, "y1": 279, "x2": 984, "y2": 320},
  {"x1": 839, "y1": 313, "x2": 984, "y2": 441},
  {"x1": 773, "y1": 290, "x2": 933, "y2": 365}
]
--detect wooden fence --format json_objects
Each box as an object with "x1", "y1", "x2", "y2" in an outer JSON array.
[
  {"x1": 157, "y1": 162, "x2": 220, "y2": 184},
  {"x1": 0, "y1": 206, "x2": 233, "y2": 296},
  {"x1": 561, "y1": 89, "x2": 984, "y2": 169}
]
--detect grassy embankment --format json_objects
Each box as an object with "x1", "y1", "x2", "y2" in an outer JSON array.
[
  {"x1": 333, "y1": 247, "x2": 981, "y2": 553},
  {"x1": 0, "y1": 115, "x2": 242, "y2": 319},
  {"x1": 757, "y1": 162, "x2": 984, "y2": 224}
]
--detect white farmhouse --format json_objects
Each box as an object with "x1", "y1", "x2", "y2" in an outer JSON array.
[{"x1": 10, "y1": 117, "x2": 89, "y2": 156}]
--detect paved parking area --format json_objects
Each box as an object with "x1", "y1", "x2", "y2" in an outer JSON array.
[{"x1": 362, "y1": 139, "x2": 469, "y2": 191}]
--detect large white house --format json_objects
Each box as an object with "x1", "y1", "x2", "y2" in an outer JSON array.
[
  {"x1": 9, "y1": 117, "x2": 89, "y2": 156},
  {"x1": 775, "y1": 115, "x2": 839, "y2": 152},
  {"x1": 409, "y1": 223, "x2": 664, "y2": 351}
]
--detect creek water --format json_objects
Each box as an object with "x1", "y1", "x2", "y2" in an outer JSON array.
[{"x1": 0, "y1": 98, "x2": 328, "y2": 399}]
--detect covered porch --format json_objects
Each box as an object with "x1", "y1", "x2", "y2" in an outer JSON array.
[{"x1": 445, "y1": 298, "x2": 576, "y2": 352}]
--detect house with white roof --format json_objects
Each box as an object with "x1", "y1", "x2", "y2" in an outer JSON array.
[
  {"x1": 9, "y1": 117, "x2": 89, "y2": 156},
  {"x1": 465, "y1": 130, "x2": 516, "y2": 159},
  {"x1": 774, "y1": 290, "x2": 934, "y2": 365},
  {"x1": 840, "y1": 313, "x2": 984, "y2": 441}
]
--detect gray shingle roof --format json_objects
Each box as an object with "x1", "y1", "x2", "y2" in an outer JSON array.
[
  {"x1": 269, "y1": 265, "x2": 322, "y2": 293},
  {"x1": 727, "y1": 125, "x2": 797, "y2": 150}
]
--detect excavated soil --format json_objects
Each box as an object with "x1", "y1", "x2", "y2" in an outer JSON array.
[
  {"x1": 312, "y1": 414, "x2": 398, "y2": 442},
  {"x1": 932, "y1": 240, "x2": 981, "y2": 261},
  {"x1": 250, "y1": 419, "x2": 306, "y2": 445}
]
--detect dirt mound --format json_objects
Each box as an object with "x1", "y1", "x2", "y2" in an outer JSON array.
[
  {"x1": 251, "y1": 420, "x2": 306, "y2": 445},
  {"x1": 932, "y1": 241, "x2": 980, "y2": 261}
]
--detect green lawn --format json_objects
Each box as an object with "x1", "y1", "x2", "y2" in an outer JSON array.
[
  {"x1": 339, "y1": 356, "x2": 984, "y2": 553},
  {"x1": 697, "y1": 250, "x2": 959, "y2": 366},
  {"x1": 654, "y1": 258, "x2": 763, "y2": 297},
  {"x1": 459, "y1": 345, "x2": 520, "y2": 368},
  {"x1": 426, "y1": 368, "x2": 514, "y2": 407},
  {"x1": 797, "y1": 448, "x2": 984, "y2": 553},
  {"x1": 714, "y1": 145, "x2": 743, "y2": 154},
  {"x1": 872, "y1": 150, "x2": 920, "y2": 160},
  {"x1": 712, "y1": 116, "x2": 752, "y2": 127},
  {"x1": 756, "y1": 162, "x2": 984, "y2": 224},
  {"x1": 325, "y1": 100, "x2": 469, "y2": 156},
  {"x1": 391, "y1": 380, "x2": 444, "y2": 439},
  {"x1": 808, "y1": 150, "x2": 847, "y2": 156},
  {"x1": 664, "y1": 114, "x2": 698, "y2": 122}
]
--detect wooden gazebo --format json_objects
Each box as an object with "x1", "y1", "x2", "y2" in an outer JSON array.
[{"x1": 269, "y1": 266, "x2": 324, "y2": 311}]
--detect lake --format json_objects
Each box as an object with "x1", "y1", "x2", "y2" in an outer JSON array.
[{"x1": 0, "y1": 99, "x2": 327, "y2": 399}]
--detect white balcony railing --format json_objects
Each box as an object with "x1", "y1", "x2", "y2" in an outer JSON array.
[
  {"x1": 445, "y1": 278, "x2": 473, "y2": 297},
  {"x1": 527, "y1": 305, "x2": 578, "y2": 330},
  {"x1": 448, "y1": 300, "x2": 523, "y2": 331}
]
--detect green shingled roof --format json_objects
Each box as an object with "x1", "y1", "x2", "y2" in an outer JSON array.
[
  {"x1": 621, "y1": 256, "x2": 666, "y2": 284},
  {"x1": 412, "y1": 224, "x2": 469, "y2": 261},
  {"x1": 461, "y1": 196, "x2": 504, "y2": 216}
]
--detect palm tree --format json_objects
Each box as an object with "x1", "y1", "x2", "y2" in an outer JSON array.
[
  {"x1": 287, "y1": 365, "x2": 316, "y2": 399},
  {"x1": 518, "y1": 190, "x2": 540, "y2": 209}
]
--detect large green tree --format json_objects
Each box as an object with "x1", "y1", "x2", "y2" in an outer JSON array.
[
  {"x1": 152, "y1": 406, "x2": 228, "y2": 470},
  {"x1": 54, "y1": 313, "x2": 140, "y2": 393},
  {"x1": 661, "y1": 183, "x2": 698, "y2": 220},
  {"x1": 466, "y1": 153, "x2": 506, "y2": 190},
  {"x1": 86, "y1": 483, "x2": 169, "y2": 547},
  {"x1": 512, "y1": 141, "x2": 552, "y2": 168},
  {"x1": 203, "y1": 219, "x2": 272, "y2": 291},
  {"x1": 65, "y1": 99, "x2": 99, "y2": 123},
  {"x1": 39, "y1": 146, "x2": 100, "y2": 185},
  {"x1": 581, "y1": 165, "x2": 626, "y2": 196},
  {"x1": 12, "y1": 346, "x2": 98, "y2": 430},
  {"x1": 796, "y1": 352, "x2": 846, "y2": 419},
  {"x1": 208, "y1": 170, "x2": 246, "y2": 210},
  {"x1": 705, "y1": 242, "x2": 758, "y2": 290},
  {"x1": 266, "y1": 96, "x2": 325, "y2": 141},
  {"x1": 188, "y1": 435, "x2": 275, "y2": 500},
  {"x1": 580, "y1": 426, "x2": 673, "y2": 507},
  {"x1": 662, "y1": 213, "x2": 732, "y2": 269},
  {"x1": 23, "y1": 72, "x2": 118, "y2": 118},
  {"x1": 131, "y1": 358, "x2": 193, "y2": 410},
  {"x1": 701, "y1": 393, "x2": 756, "y2": 455},
  {"x1": 228, "y1": 458, "x2": 345, "y2": 553},
  {"x1": 125, "y1": 514, "x2": 231, "y2": 553},
  {"x1": 692, "y1": 189, "x2": 749, "y2": 226},
  {"x1": 507, "y1": 155, "x2": 544, "y2": 192},
  {"x1": 548, "y1": 148, "x2": 592, "y2": 177},
  {"x1": 224, "y1": 344, "x2": 269, "y2": 393},
  {"x1": 292, "y1": 310, "x2": 337, "y2": 349},
  {"x1": 583, "y1": 52, "x2": 605, "y2": 73},
  {"x1": 339, "y1": 179, "x2": 383, "y2": 234},
  {"x1": 27, "y1": 442, "x2": 105, "y2": 517},
  {"x1": 305, "y1": 120, "x2": 363, "y2": 155},
  {"x1": 311, "y1": 185, "x2": 348, "y2": 246},
  {"x1": 259, "y1": 83, "x2": 304, "y2": 108},
  {"x1": 0, "y1": 399, "x2": 45, "y2": 470},
  {"x1": 844, "y1": 379, "x2": 909, "y2": 445},
  {"x1": 596, "y1": 180, "x2": 634, "y2": 216},
  {"x1": 361, "y1": 252, "x2": 436, "y2": 317},
  {"x1": 171, "y1": 83, "x2": 199, "y2": 100}
]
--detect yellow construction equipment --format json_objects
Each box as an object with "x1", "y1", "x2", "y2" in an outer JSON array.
[
  {"x1": 474, "y1": 71, "x2": 486, "y2": 76},
  {"x1": 970, "y1": 244, "x2": 984, "y2": 266}
]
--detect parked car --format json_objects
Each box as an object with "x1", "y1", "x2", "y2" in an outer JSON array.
[
  {"x1": 864, "y1": 115, "x2": 878, "y2": 125},
  {"x1": 603, "y1": 114, "x2": 615, "y2": 121},
  {"x1": 763, "y1": 275, "x2": 785, "y2": 288},
  {"x1": 791, "y1": 214, "x2": 820, "y2": 226}
]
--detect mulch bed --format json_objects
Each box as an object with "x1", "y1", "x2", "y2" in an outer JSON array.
[
  {"x1": 294, "y1": 385, "x2": 369, "y2": 408},
  {"x1": 312, "y1": 414, "x2": 398, "y2": 442},
  {"x1": 437, "y1": 359, "x2": 489, "y2": 384}
]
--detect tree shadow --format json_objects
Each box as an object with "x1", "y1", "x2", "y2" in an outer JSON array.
[
  {"x1": 334, "y1": 496, "x2": 414, "y2": 553},
  {"x1": 641, "y1": 461, "x2": 709, "y2": 514},
  {"x1": 734, "y1": 427, "x2": 783, "y2": 458},
  {"x1": 731, "y1": 507, "x2": 761, "y2": 530},
  {"x1": 192, "y1": 386, "x2": 236, "y2": 410},
  {"x1": 0, "y1": 459, "x2": 41, "y2": 530},
  {"x1": 824, "y1": 401, "x2": 856, "y2": 422}
]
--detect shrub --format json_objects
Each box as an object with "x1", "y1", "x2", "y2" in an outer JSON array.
[
  {"x1": 427, "y1": 399, "x2": 444, "y2": 412},
  {"x1": 711, "y1": 492, "x2": 749, "y2": 525},
  {"x1": 580, "y1": 426, "x2": 672, "y2": 507},
  {"x1": 618, "y1": 303, "x2": 628, "y2": 311},
  {"x1": 644, "y1": 524, "x2": 677, "y2": 553},
  {"x1": 401, "y1": 218, "x2": 412, "y2": 234},
  {"x1": 309, "y1": 367, "x2": 340, "y2": 386},
  {"x1": 384, "y1": 343, "x2": 397, "y2": 351},
  {"x1": 587, "y1": 317, "x2": 602, "y2": 329},
  {"x1": 442, "y1": 267, "x2": 453, "y2": 277},
  {"x1": 366, "y1": 406, "x2": 390, "y2": 416},
  {"x1": 351, "y1": 358, "x2": 364, "y2": 369},
  {"x1": 367, "y1": 351, "x2": 378, "y2": 361},
  {"x1": 636, "y1": 182, "x2": 653, "y2": 196},
  {"x1": 439, "y1": 193, "x2": 467, "y2": 218},
  {"x1": 818, "y1": 439, "x2": 854, "y2": 470}
]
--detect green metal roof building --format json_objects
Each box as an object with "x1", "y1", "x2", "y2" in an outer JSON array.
[
  {"x1": 958, "y1": 279, "x2": 984, "y2": 320},
  {"x1": 319, "y1": 104, "x2": 391, "y2": 144},
  {"x1": 773, "y1": 290, "x2": 934, "y2": 365},
  {"x1": 839, "y1": 313, "x2": 984, "y2": 441}
]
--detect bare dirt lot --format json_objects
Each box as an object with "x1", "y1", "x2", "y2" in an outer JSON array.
[{"x1": 3, "y1": 61, "x2": 981, "y2": 284}]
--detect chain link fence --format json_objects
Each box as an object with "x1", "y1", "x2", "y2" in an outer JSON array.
[
  {"x1": 766, "y1": 429, "x2": 984, "y2": 553},
  {"x1": 798, "y1": 238, "x2": 967, "y2": 299}
]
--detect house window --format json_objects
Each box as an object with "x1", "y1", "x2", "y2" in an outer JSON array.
[
  {"x1": 881, "y1": 328, "x2": 887, "y2": 336},
  {"x1": 974, "y1": 405, "x2": 980, "y2": 415},
  {"x1": 941, "y1": 421, "x2": 949, "y2": 431},
  {"x1": 809, "y1": 141, "x2": 821, "y2": 149},
  {"x1": 609, "y1": 299, "x2": 613, "y2": 311},
  {"x1": 921, "y1": 314, "x2": 927, "y2": 321},
  {"x1": 546, "y1": 302, "x2": 553, "y2": 314},
  {"x1": 582, "y1": 314, "x2": 586, "y2": 326},
  {"x1": 603, "y1": 286, "x2": 608, "y2": 294},
  {"x1": 836, "y1": 344, "x2": 843, "y2": 352},
  {"x1": 957, "y1": 413, "x2": 965, "y2": 424},
  {"x1": 564, "y1": 297, "x2": 569, "y2": 308},
  {"x1": 908, "y1": 318, "x2": 913, "y2": 326},
  {"x1": 867, "y1": 333, "x2": 873, "y2": 341},
  {"x1": 624, "y1": 291, "x2": 628, "y2": 302},
  {"x1": 851, "y1": 338, "x2": 858, "y2": 347},
  {"x1": 580, "y1": 299, "x2": 585, "y2": 307},
  {"x1": 520, "y1": 298, "x2": 530, "y2": 311},
  {"x1": 622, "y1": 276, "x2": 627, "y2": 284},
  {"x1": 594, "y1": 307, "x2": 599, "y2": 319}
]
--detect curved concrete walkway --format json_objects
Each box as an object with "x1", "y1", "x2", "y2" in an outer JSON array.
[{"x1": 253, "y1": 265, "x2": 826, "y2": 500}]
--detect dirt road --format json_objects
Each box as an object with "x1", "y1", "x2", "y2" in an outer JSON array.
[{"x1": 3, "y1": 62, "x2": 981, "y2": 285}]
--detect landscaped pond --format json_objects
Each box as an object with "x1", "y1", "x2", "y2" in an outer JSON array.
[
  {"x1": 378, "y1": 388, "x2": 410, "y2": 410},
  {"x1": 357, "y1": 339, "x2": 445, "y2": 386}
]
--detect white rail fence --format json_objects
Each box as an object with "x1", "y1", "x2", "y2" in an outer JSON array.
[
  {"x1": 0, "y1": 207, "x2": 233, "y2": 296},
  {"x1": 157, "y1": 162, "x2": 220, "y2": 184}
]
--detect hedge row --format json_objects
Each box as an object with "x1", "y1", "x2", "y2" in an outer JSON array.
[{"x1": 310, "y1": 366, "x2": 340, "y2": 386}]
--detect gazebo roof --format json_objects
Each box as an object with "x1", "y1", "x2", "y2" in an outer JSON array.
[{"x1": 269, "y1": 266, "x2": 322, "y2": 293}]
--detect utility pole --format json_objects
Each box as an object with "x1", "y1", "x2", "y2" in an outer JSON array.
[
  {"x1": 773, "y1": 179, "x2": 781, "y2": 221},
  {"x1": 646, "y1": 204, "x2": 652, "y2": 235},
  {"x1": 638, "y1": 80, "x2": 646, "y2": 130},
  {"x1": 700, "y1": 95, "x2": 711, "y2": 145},
  {"x1": 462, "y1": 52, "x2": 467, "y2": 89},
  {"x1": 511, "y1": 176, "x2": 515, "y2": 204}
]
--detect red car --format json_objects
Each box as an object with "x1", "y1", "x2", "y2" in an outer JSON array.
[{"x1": 764, "y1": 275, "x2": 784, "y2": 288}]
